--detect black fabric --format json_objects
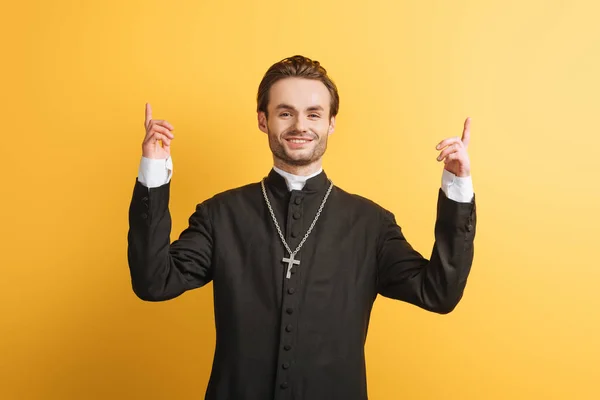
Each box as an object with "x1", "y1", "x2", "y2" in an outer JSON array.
[{"x1": 127, "y1": 169, "x2": 477, "y2": 400}]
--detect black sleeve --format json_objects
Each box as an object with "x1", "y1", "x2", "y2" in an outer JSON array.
[
  {"x1": 375, "y1": 189, "x2": 476, "y2": 314},
  {"x1": 127, "y1": 178, "x2": 214, "y2": 301}
]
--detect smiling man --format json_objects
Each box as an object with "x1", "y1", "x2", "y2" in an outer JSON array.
[{"x1": 127, "y1": 55, "x2": 477, "y2": 400}]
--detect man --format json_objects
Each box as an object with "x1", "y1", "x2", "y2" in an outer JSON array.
[{"x1": 127, "y1": 55, "x2": 476, "y2": 400}]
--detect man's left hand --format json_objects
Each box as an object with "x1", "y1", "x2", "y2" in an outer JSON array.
[{"x1": 436, "y1": 117, "x2": 471, "y2": 177}]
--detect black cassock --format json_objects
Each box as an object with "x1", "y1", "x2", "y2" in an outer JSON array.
[{"x1": 127, "y1": 169, "x2": 477, "y2": 400}]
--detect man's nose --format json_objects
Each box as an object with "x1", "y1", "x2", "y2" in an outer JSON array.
[{"x1": 294, "y1": 117, "x2": 307, "y2": 132}]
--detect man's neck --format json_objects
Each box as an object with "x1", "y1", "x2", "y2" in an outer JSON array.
[
  {"x1": 272, "y1": 164, "x2": 323, "y2": 191},
  {"x1": 273, "y1": 159, "x2": 323, "y2": 177}
]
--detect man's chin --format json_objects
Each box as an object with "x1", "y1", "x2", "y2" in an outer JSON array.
[
  {"x1": 281, "y1": 157, "x2": 315, "y2": 167},
  {"x1": 275, "y1": 152, "x2": 316, "y2": 167},
  {"x1": 280, "y1": 148, "x2": 310, "y2": 161}
]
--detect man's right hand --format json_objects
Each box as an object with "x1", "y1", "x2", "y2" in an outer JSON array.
[{"x1": 142, "y1": 103, "x2": 175, "y2": 159}]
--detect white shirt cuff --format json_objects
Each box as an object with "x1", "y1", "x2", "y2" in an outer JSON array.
[
  {"x1": 441, "y1": 169, "x2": 473, "y2": 203},
  {"x1": 137, "y1": 156, "x2": 173, "y2": 188}
]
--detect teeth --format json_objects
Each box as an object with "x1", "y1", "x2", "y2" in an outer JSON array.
[{"x1": 290, "y1": 139, "x2": 308, "y2": 143}]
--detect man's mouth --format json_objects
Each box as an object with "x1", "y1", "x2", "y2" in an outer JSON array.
[{"x1": 286, "y1": 138, "x2": 313, "y2": 144}]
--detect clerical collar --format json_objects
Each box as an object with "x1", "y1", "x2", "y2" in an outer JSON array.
[{"x1": 272, "y1": 166, "x2": 323, "y2": 191}]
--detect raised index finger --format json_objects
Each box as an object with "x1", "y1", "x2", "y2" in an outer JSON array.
[
  {"x1": 145, "y1": 103, "x2": 153, "y2": 128},
  {"x1": 462, "y1": 117, "x2": 471, "y2": 147}
]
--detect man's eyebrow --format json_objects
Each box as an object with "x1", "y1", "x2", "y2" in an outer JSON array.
[{"x1": 274, "y1": 104, "x2": 325, "y2": 112}]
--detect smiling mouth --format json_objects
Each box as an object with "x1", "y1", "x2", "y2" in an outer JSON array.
[{"x1": 285, "y1": 137, "x2": 314, "y2": 144}]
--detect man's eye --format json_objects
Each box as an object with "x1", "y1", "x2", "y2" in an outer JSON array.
[
  {"x1": 280, "y1": 112, "x2": 291, "y2": 117},
  {"x1": 309, "y1": 114, "x2": 320, "y2": 118}
]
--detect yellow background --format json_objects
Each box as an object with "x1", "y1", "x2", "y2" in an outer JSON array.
[{"x1": 1, "y1": 0, "x2": 599, "y2": 398}]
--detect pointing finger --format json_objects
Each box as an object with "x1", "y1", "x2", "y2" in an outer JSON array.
[
  {"x1": 462, "y1": 117, "x2": 471, "y2": 147},
  {"x1": 145, "y1": 103, "x2": 152, "y2": 128}
]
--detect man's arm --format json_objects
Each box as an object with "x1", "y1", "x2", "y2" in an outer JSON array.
[
  {"x1": 126, "y1": 102, "x2": 212, "y2": 301},
  {"x1": 375, "y1": 192, "x2": 476, "y2": 313},
  {"x1": 376, "y1": 117, "x2": 476, "y2": 313},
  {"x1": 127, "y1": 179, "x2": 214, "y2": 301}
]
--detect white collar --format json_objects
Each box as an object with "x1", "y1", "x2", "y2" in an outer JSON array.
[{"x1": 272, "y1": 166, "x2": 323, "y2": 191}]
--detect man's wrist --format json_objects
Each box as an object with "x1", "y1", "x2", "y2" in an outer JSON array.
[{"x1": 441, "y1": 169, "x2": 473, "y2": 203}]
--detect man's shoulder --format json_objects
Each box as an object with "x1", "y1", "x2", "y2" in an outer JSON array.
[
  {"x1": 203, "y1": 181, "x2": 261, "y2": 205},
  {"x1": 333, "y1": 185, "x2": 389, "y2": 216}
]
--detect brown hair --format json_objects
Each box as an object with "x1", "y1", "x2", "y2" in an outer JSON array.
[{"x1": 256, "y1": 55, "x2": 339, "y2": 119}]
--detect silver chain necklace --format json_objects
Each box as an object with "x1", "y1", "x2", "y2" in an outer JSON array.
[{"x1": 261, "y1": 178, "x2": 334, "y2": 279}]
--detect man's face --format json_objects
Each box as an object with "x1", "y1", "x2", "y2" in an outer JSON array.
[{"x1": 258, "y1": 77, "x2": 335, "y2": 168}]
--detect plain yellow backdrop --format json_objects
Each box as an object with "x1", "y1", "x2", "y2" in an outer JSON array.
[{"x1": 1, "y1": 0, "x2": 599, "y2": 398}]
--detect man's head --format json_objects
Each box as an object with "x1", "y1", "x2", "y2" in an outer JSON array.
[{"x1": 257, "y1": 55, "x2": 339, "y2": 173}]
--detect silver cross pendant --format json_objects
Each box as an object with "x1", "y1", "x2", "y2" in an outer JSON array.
[{"x1": 282, "y1": 254, "x2": 300, "y2": 279}]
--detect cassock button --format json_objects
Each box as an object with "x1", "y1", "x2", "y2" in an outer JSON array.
[
  {"x1": 282, "y1": 362, "x2": 290, "y2": 369},
  {"x1": 286, "y1": 307, "x2": 294, "y2": 314},
  {"x1": 286, "y1": 324, "x2": 293, "y2": 332},
  {"x1": 280, "y1": 382, "x2": 289, "y2": 389},
  {"x1": 294, "y1": 197, "x2": 302, "y2": 205},
  {"x1": 141, "y1": 213, "x2": 148, "y2": 219},
  {"x1": 467, "y1": 224, "x2": 473, "y2": 232},
  {"x1": 288, "y1": 288, "x2": 295, "y2": 294},
  {"x1": 293, "y1": 212, "x2": 301, "y2": 220},
  {"x1": 291, "y1": 230, "x2": 298, "y2": 238},
  {"x1": 284, "y1": 344, "x2": 292, "y2": 351}
]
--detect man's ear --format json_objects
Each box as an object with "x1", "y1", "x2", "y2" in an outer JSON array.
[
  {"x1": 258, "y1": 111, "x2": 268, "y2": 134},
  {"x1": 328, "y1": 115, "x2": 336, "y2": 135}
]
